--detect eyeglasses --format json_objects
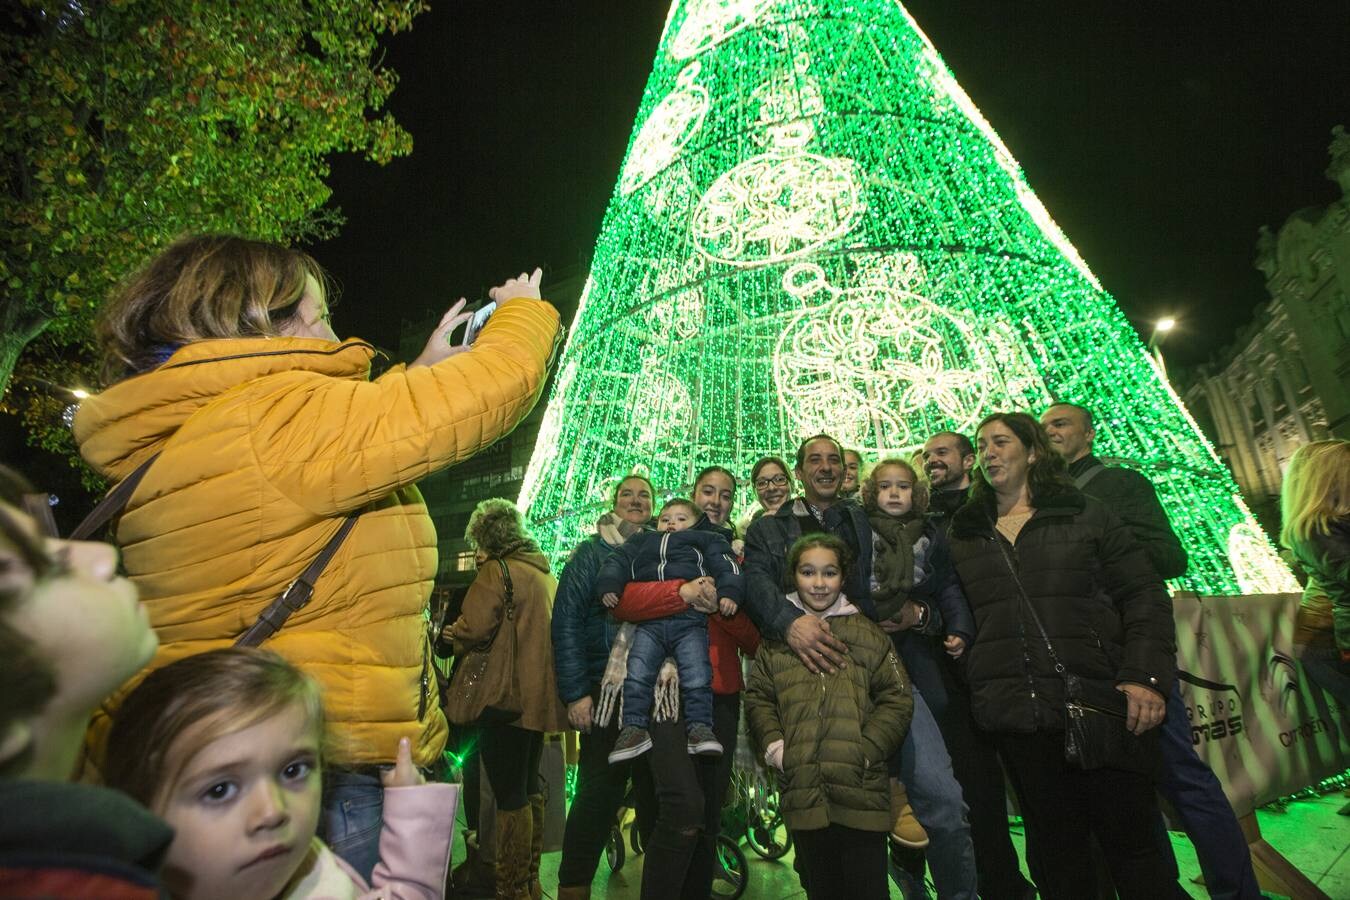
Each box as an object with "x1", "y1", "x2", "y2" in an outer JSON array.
[{"x1": 754, "y1": 474, "x2": 789, "y2": 489}]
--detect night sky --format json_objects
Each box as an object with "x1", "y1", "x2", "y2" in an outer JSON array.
[{"x1": 311, "y1": 1, "x2": 1350, "y2": 370}]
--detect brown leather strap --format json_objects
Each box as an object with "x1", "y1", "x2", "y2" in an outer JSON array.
[
  {"x1": 235, "y1": 513, "x2": 361, "y2": 647},
  {"x1": 69, "y1": 454, "x2": 161, "y2": 540}
]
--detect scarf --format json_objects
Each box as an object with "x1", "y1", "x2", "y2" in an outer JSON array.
[
  {"x1": 596, "y1": 510, "x2": 644, "y2": 548},
  {"x1": 868, "y1": 510, "x2": 928, "y2": 620}
]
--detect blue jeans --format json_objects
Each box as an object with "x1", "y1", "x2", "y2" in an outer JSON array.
[
  {"x1": 895, "y1": 687, "x2": 978, "y2": 900},
  {"x1": 320, "y1": 769, "x2": 384, "y2": 882},
  {"x1": 1158, "y1": 683, "x2": 1260, "y2": 900},
  {"x1": 623, "y1": 611, "x2": 712, "y2": 730}
]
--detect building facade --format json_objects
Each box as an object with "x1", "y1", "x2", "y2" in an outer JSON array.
[
  {"x1": 397, "y1": 268, "x2": 589, "y2": 591},
  {"x1": 1181, "y1": 125, "x2": 1350, "y2": 529}
]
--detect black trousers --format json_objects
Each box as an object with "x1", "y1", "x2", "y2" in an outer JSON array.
[
  {"x1": 933, "y1": 660, "x2": 1033, "y2": 899},
  {"x1": 994, "y1": 730, "x2": 1178, "y2": 900},
  {"x1": 479, "y1": 724, "x2": 543, "y2": 811},
  {"x1": 793, "y1": 823, "x2": 889, "y2": 900},
  {"x1": 557, "y1": 689, "x2": 632, "y2": 888},
  {"x1": 634, "y1": 692, "x2": 741, "y2": 900}
]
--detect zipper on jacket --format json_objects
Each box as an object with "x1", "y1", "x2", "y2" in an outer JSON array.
[{"x1": 417, "y1": 638, "x2": 430, "y2": 721}]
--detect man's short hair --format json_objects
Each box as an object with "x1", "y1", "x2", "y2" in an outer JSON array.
[
  {"x1": 794, "y1": 433, "x2": 843, "y2": 469},
  {"x1": 927, "y1": 431, "x2": 974, "y2": 459},
  {"x1": 1046, "y1": 401, "x2": 1094, "y2": 431}
]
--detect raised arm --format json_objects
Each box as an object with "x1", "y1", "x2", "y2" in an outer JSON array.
[{"x1": 251, "y1": 298, "x2": 560, "y2": 515}]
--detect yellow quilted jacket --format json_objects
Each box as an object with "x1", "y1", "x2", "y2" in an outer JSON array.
[{"x1": 74, "y1": 298, "x2": 560, "y2": 768}]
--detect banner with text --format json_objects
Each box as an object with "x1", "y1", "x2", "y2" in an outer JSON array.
[{"x1": 1174, "y1": 593, "x2": 1350, "y2": 817}]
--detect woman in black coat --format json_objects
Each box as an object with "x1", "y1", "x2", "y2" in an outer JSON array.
[{"x1": 946, "y1": 412, "x2": 1178, "y2": 900}]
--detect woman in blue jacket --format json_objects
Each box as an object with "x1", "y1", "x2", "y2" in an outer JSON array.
[{"x1": 552, "y1": 474, "x2": 653, "y2": 898}]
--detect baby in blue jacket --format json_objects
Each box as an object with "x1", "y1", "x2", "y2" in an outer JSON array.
[{"x1": 597, "y1": 498, "x2": 742, "y2": 763}]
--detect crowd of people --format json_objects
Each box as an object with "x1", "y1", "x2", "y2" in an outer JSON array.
[{"x1": 0, "y1": 233, "x2": 1347, "y2": 900}]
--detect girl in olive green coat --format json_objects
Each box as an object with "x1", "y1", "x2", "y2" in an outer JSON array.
[{"x1": 745, "y1": 534, "x2": 912, "y2": 900}]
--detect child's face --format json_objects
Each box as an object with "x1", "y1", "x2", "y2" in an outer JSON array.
[
  {"x1": 794, "y1": 546, "x2": 843, "y2": 613},
  {"x1": 1, "y1": 503, "x2": 158, "y2": 721},
  {"x1": 872, "y1": 464, "x2": 915, "y2": 517},
  {"x1": 693, "y1": 472, "x2": 735, "y2": 526},
  {"x1": 658, "y1": 505, "x2": 696, "y2": 532},
  {"x1": 158, "y1": 701, "x2": 322, "y2": 900}
]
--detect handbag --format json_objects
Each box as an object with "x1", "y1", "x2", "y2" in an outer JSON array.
[
  {"x1": 992, "y1": 533, "x2": 1159, "y2": 775},
  {"x1": 443, "y1": 558, "x2": 524, "y2": 726}
]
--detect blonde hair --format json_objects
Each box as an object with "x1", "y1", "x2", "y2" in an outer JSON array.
[
  {"x1": 96, "y1": 234, "x2": 332, "y2": 382},
  {"x1": 104, "y1": 648, "x2": 324, "y2": 811},
  {"x1": 1281, "y1": 440, "x2": 1350, "y2": 549},
  {"x1": 861, "y1": 458, "x2": 930, "y2": 516}
]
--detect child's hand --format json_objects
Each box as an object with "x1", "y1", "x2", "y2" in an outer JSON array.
[
  {"x1": 718, "y1": 597, "x2": 738, "y2": 617},
  {"x1": 382, "y1": 737, "x2": 424, "y2": 788},
  {"x1": 601, "y1": 592, "x2": 619, "y2": 608},
  {"x1": 765, "y1": 739, "x2": 785, "y2": 772},
  {"x1": 944, "y1": 635, "x2": 966, "y2": 659}
]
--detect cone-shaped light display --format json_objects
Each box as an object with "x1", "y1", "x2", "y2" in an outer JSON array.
[{"x1": 519, "y1": 0, "x2": 1296, "y2": 595}]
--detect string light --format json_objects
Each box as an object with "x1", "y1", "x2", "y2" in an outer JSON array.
[{"x1": 519, "y1": 0, "x2": 1296, "y2": 595}]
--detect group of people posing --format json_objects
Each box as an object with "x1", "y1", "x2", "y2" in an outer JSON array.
[{"x1": 1, "y1": 234, "x2": 1346, "y2": 900}]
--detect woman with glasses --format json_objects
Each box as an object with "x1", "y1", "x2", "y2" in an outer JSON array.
[{"x1": 750, "y1": 456, "x2": 793, "y2": 522}]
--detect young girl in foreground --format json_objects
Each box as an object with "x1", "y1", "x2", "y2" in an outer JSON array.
[
  {"x1": 744, "y1": 535, "x2": 913, "y2": 900},
  {"x1": 104, "y1": 648, "x2": 457, "y2": 900}
]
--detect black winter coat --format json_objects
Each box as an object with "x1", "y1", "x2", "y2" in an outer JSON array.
[
  {"x1": 947, "y1": 484, "x2": 1176, "y2": 734},
  {"x1": 1067, "y1": 454, "x2": 1187, "y2": 580},
  {"x1": 743, "y1": 498, "x2": 876, "y2": 639}
]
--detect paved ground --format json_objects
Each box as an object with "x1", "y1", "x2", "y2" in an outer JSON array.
[{"x1": 458, "y1": 788, "x2": 1350, "y2": 898}]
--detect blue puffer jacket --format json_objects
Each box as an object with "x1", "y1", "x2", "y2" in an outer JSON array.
[{"x1": 552, "y1": 535, "x2": 623, "y2": 705}]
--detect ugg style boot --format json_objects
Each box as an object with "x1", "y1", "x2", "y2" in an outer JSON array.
[
  {"x1": 527, "y1": 793, "x2": 546, "y2": 900},
  {"x1": 494, "y1": 805, "x2": 534, "y2": 900},
  {"x1": 452, "y1": 830, "x2": 495, "y2": 897},
  {"x1": 890, "y1": 778, "x2": 930, "y2": 849}
]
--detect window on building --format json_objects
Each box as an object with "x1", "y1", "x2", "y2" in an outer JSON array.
[{"x1": 456, "y1": 551, "x2": 477, "y2": 572}]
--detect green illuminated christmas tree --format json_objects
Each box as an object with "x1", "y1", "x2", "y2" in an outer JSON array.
[{"x1": 519, "y1": 0, "x2": 1295, "y2": 595}]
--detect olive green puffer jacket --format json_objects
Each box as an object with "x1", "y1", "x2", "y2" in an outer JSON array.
[{"x1": 744, "y1": 603, "x2": 913, "y2": 833}]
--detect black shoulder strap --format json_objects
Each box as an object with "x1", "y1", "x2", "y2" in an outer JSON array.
[
  {"x1": 69, "y1": 454, "x2": 161, "y2": 540},
  {"x1": 235, "y1": 514, "x2": 361, "y2": 647},
  {"x1": 1073, "y1": 462, "x2": 1107, "y2": 492}
]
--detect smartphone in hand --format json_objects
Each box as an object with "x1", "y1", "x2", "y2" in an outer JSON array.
[{"x1": 462, "y1": 302, "x2": 498, "y2": 346}]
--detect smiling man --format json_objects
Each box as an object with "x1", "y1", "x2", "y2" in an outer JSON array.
[{"x1": 742, "y1": 434, "x2": 978, "y2": 900}]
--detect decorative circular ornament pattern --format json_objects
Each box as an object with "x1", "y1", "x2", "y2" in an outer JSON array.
[
  {"x1": 692, "y1": 151, "x2": 865, "y2": 266},
  {"x1": 621, "y1": 63, "x2": 710, "y2": 196},
  {"x1": 772, "y1": 258, "x2": 1048, "y2": 451},
  {"x1": 670, "y1": 0, "x2": 776, "y2": 60},
  {"x1": 625, "y1": 357, "x2": 695, "y2": 457}
]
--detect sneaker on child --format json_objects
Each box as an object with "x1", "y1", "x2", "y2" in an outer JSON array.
[
  {"x1": 608, "y1": 725, "x2": 653, "y2": 763},
  {"x1": 686, "y1": 722, "x2": 723, "y2": 756}
]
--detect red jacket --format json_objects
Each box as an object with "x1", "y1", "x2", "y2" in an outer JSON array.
[{"x1": 615, "y1": 580, "x2": 761, "y2": 694}]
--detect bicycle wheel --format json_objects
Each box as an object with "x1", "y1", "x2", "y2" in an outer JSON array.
[
  {"x1": 605, "y1": 824, "x2": 626, "y2": 872},
  {"x1": 745, "y1": 810, "x2": 791, "y2": 860},
  {"x1": 709, "y1": 834, "x2": 748, "y2": 899}
]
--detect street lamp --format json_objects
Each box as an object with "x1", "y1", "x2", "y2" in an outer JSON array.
[{"x1": 1147, "y1": 316, "x2": 1177, "y2": 376}]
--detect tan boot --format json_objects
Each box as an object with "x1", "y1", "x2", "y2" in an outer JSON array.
[
  {"x1": 494, "y1": 805, "x2": 533, "y2": 900},
  {"x1": 527, "y1": 793, "x2": 546, "y2": 900},
  {"x1": 890, "y1": 778, "x2": 930, "y2": 849},
  {"x1": 556, "y1": 886, "x2": 591, "y2": 900}
]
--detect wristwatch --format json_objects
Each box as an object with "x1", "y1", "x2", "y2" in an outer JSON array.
[{"x1": 913, "y1": 602, "x2": 929, "y2": 631}]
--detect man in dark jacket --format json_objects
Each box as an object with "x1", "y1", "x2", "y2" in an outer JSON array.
[
  {"x1": 922, "y1": 430, "x2": 976, "y2": 526},
  {"x1": 1041, "y1": 402, "x2": 1261, "y2": 900},
  {"x1": 919, "y1": 430, "x2": 1036, "y2": 900},
  {"x1": 743, "y1": 434, "x2": 977, "y2": 900},
  {"x1": 1041, "y1": 403, "x2": 1187, "y2": 579}
]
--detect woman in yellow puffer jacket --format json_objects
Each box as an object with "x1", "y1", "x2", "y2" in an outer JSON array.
[{"x1": 74, "y1": 234, "x2": 561, "y2": 878}]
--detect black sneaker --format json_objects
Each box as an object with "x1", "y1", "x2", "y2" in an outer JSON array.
[
  {"x1": 608, "y1": 726, "x2": 653, "y2": 763},
  {"x1": 686, "y1": 722, "x2": 723, "y2": 756}
]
